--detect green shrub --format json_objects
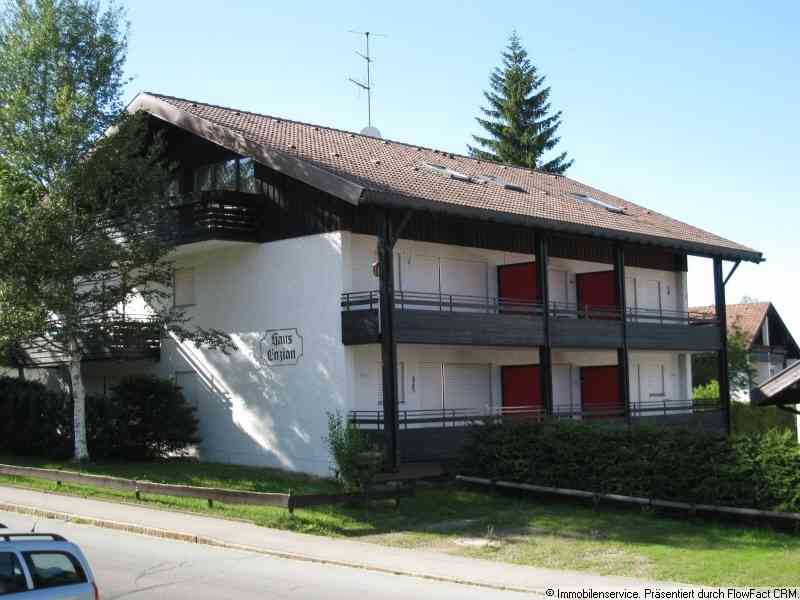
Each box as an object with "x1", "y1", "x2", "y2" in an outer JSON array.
[
  {"x1": 692, "y1": 379, "x2": 719, "y2": 401},
  {"x1": 0, "y1": 376, "x2": 72, "y2": 458},
  {"x1": 460, "y1": 420, "x2": 800, "y2": 512},
  {"x1": 89, "y1": 375, "x2": 200, "y2": 460},
  {"x1": 325, "y1": 411, "x2": 383, "y2": 491},
  {"x1": 730, "y1": 401, "x2": 796, "y2": 436}
]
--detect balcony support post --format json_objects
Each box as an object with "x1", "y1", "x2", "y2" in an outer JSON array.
[
  {"x1": 377, "y1": 209, "x2": 400, "y2": 472},
  {"x1": 614, "y1": 244, "x2": 632, "y2": 424},
  {"x1": 536, "y1": 234, "x2": 553, "y2": 415},
  {"x1": 714, "y1": 257, "x2": 732, "y2": 435}
]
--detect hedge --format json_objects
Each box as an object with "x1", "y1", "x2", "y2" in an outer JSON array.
[
  {"x1": 0, "y1": 376, "x2": 72, "y2": 458},
  {"x1": 0, "y1": 375, "x2": 199, "y2": 460},
  {"x1": 459, "y1": 420, "x2": 800, "y2": 512}
]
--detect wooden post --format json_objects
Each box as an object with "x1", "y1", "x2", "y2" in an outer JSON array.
[
  {"x1": 714, "y1": 257, "x2": 732, "y2": 435},
  {"x1": 537, "y1": 234, "x2": 553, "y2": 415},
  {"x1": 377, "y1": 210, "x2": 400, "y2": 472},
  {"x1": 615, "y1": 244, "x2": 632, "y2": 424}
]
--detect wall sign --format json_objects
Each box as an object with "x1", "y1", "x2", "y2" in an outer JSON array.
[{"x1": 258, "y1": 329, "x2": 303, "y2": 366}]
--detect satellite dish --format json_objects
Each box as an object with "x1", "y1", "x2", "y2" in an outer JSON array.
[{"x1": 361, "y1": 126, "x2": 382, "y2": 138}]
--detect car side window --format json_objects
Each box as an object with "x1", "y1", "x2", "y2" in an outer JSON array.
[
  {"x1": 0, "y1": 552, "x2": 27, "y2": 596},
  {"x1": 23, "y1": 551, "x2": 86, "y2": 590}
]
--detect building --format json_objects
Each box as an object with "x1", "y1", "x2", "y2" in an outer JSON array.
[
  {"x1": 751, "y1": 360, "x2": 800, "y2": 440},
  {"x1": 14, "y1": 93, "x2": 763, "y2": 476},
  {"x1": 691, "y1": 302, "x2": 800, "y2": 402}
]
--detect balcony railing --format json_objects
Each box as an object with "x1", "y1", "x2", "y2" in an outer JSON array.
[
  {"x1": 341, "y1": 290, "x2": 544, "y2": 315},
  {"x1": 16, "y1": 313, "x2": 161, "y2": 366},
  {"x1": 166, "y1": 190, "x2": 262, "y2": 244},
  {"x1": 349, "y1": 398, "x2": 721, "y2": 430},
  {"x1": 341, "y1": 290, "x2": 717, "y2": 325}
]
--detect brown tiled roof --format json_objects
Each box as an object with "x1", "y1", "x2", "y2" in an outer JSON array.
[
  {"x1": 693, "y1": 302, "x2": 770, "y2": 347},
  {"x1": 133, "y1": 92, "x2": 762, "y2": 262}
]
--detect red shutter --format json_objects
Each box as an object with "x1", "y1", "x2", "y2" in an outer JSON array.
[
  {"x1": 580, "y1": 365, "x2": 622, "y2": 418},
  {"x1": 502, "y1": 365, "x2": 542, "y2": 409},
  {"x1": 576, "y1": 271, "x2": 618, "y2": 319},
  {"x1": 498, "y1": 262, "x2": 538, "y2": 312}
]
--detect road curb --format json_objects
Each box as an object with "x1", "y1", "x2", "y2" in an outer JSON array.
[{"x1": 0, "y1": 499, "x2": 539, "y2": 596}]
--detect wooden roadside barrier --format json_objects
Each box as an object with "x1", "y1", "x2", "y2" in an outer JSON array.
[
  {"x1": 0, "y1": 464, "x2": 413, "y2": 513},
  {"x1": 456, "y1": 475, "x2": 800, "y2": 530}
]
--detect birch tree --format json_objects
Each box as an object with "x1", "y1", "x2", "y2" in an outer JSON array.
[{"x1": 0, "y1": 1, "x2": 231, "y2": 461}]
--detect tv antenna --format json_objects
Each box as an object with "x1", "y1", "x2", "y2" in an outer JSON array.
[{"x1": 348, "y1": 30, "x2": 386, "y2": 131}]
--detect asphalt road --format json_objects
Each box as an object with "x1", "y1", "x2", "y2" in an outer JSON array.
[{"x1": 0, "y1": 512, "x2": 535, "y2": 599}]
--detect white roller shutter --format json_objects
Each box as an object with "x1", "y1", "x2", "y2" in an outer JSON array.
[
  {"x1": 374, "y1": 362, "x2": 405, "y2": 407},
  {"x1": 399, "y1": 255, "x2": 440, "y2": 310},
  {"x1": 552, "y1": 364, "x2": 575, "y2": 414},
  {"x1": 444, "y1": 364, "x2": 491, "y2": 411},
  {"x1": 419, "y1": 363, "x2": 443, "y2": 411},
  {"x1": 548, "y1": 269, "x2": 569, "y2": 305},
  {"x1": 440, "y1": 258, "x2": 488, "y2": 299}
]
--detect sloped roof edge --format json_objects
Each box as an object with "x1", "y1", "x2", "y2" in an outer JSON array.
[
  {"x1": 128, "y1": 93, "x2": 365, "y2": 205},
  {"x1": 752, "y1": 360, "x2": 800, "y2": 407}
]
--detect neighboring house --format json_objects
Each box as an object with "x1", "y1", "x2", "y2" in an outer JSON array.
[
  {"x1": 13, "y1": 93, "x2": 763, "y2": 475},
  {"x1": 751, "y1": 361, "x2": 800, "y2": 440},
  {"x1": 692, "y1": 302, "x2": 800, "y2": 402}
]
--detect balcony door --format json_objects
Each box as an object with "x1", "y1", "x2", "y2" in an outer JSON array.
[
  {"x1": 497, "y1": 262, "x2": 538, "y2": 313},
  {"x1": 576, "y1": 271, "x2": 617, "y2": 319},
  {"x1": 501, "y1": 365, "x2": 542, "y2": 410},
  {"x1": 580, "y1": 365, "x2": 622, "y2": 418}
]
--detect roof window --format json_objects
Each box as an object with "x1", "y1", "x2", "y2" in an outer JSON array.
[
  {"x1": 573, "y1": 193, "x2": 625, "y2": 214},
  {"x1": 420, "y1": 162, "x2": 526, "y2": 192}
]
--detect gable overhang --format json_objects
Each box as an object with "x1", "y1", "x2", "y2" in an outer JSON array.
[
  {"x1": 752, "y1": 361, "x2": 800, "y2": 407},
  {"x1": 127, "y1": 93, "x2": 365, "y2": 206},
  {"x1": 765, "y1": 304, "x2": 800, "y2": 359}
]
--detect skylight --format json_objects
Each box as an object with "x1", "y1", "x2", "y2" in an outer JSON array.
[
  {"x1": 420, "y1": 162, "x2": 526, "y2": 192},
  {"x1": 573, "y1": 193, "x2": 626, "y2": 214}
]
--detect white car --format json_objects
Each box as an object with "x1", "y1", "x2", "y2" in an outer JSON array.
[{"x1": 0, "y1": 526, "x2": 99, "y2": 599}]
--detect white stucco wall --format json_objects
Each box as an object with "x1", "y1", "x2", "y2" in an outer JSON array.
[{"x1": 152, "y1": 232, "x2": 351, "y2": 476}]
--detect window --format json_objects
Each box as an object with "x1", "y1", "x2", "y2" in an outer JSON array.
[
  {"x1": 192, "y1": 158, "x2": 262, "y2": 194},
  {"x1": 218, "y1": 159, "x2": 239, "y2": 191},
  {"x1": 174, "y1": 268, "x2": 196, "y2": 307},
  {"x1": 239, "y1": 157, "x2": 261, "y2": 194},
  {"x1": 0, "y1": 552, "x2": 27, "y2": 595},
  {"x1": 23, "y1": 552, "x2": 86, "y2": 590},
  {"x1": 573, "y1": 192, "x2": 625, "y2": 214}
]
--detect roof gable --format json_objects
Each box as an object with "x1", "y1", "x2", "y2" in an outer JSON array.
[
  {"x1": 129, "y1": 92, "x2": 762, "y2": 262},
  {"x1": 691, "y1": 302, "x2": 800, "y2": 357}
]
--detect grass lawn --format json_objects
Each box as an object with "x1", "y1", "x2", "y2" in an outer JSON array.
[{"x1": 1, "y1": 455, "x2": 799, "y2": 587}]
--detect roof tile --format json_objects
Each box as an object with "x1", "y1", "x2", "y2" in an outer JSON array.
[{"x1": 145, "y1": 93, "x2": 760, "y2": 260}]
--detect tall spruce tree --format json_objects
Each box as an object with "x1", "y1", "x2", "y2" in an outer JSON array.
[
  {"x1": 0, "y1": 0, "x2": 232, "y2": 461},
  {"x1": 469, "y1": 32, "x2": 573, "y2": 174}
]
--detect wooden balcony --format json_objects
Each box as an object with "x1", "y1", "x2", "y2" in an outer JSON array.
[
  {"x1": 341, "y1": 290, "x2": 721, "y2": 351},
  {"x1": 16, "y1": 314, "x2": 161, "y2": 367},
  {"x1": 167, "y1": 190, "x2": 263, "y2": 245}
]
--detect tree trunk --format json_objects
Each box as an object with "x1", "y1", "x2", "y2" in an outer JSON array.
[{"x1": 69, "y1": 341, "x2": 89, "y2": 461}]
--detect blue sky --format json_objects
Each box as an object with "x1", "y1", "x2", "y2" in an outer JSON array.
[{"x1": 123, "y1": 1, "x2": 799, "y2": 333}]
